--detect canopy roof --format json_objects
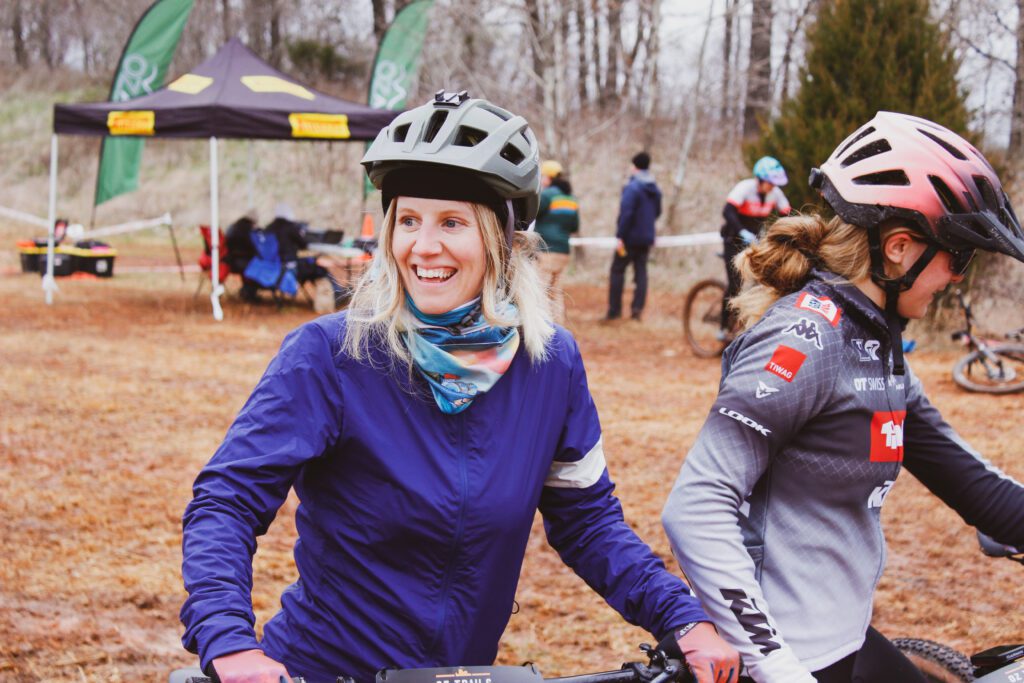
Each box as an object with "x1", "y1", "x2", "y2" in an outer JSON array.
[{"x1": 54, "y1": 38, "x2": 398, "y2": 141}]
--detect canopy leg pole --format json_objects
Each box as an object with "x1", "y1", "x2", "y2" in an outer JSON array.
[
  {"x1": 247, "y1": 140, "x2": 256, "y2": 211},
  {"x1": 43, "y1": 134, "x2": 59, "y2": 305},
  {"x1": 210, "y1": 136, "x2": 224, "y2": 321}
]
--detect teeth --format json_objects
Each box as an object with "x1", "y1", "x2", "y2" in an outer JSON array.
[{"x1": 416, "y1": 267, "x2": 454, "y2": 280}]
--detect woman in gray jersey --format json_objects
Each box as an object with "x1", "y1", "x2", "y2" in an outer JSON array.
[{"x1": 662, "y1": 112, "x2": 1024, "y2": 683}]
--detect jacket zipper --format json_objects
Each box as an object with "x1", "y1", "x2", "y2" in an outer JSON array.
[{"x1": 430, "y1": 412, "x2": 469, "y2": 655}]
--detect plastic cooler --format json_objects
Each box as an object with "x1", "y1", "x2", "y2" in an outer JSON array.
[{"x1": 69, "y1": 243, "x2": 117, "y2": 277}]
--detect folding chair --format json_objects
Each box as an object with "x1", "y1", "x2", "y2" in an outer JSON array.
[{"x1": 194, "y1": 225, "x2": 231, "y2": 300}]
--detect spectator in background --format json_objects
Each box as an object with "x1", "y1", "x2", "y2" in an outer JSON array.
[
  {"x1": 266, "y1": 202, "x2": 327, "y2": 287},
  {"x1": 226, "y1": 209, "x2": 260, "y2": 302},
  {"x1": 604, "y1": 152, "x2": 661, "y2": 322},
  {"x1": 534, "y1": 160, "x2": 580, "y2": 323}
]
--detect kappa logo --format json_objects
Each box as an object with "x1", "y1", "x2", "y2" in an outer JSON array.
[
  {"x1": 755, "y1": 381, "x2": 779, "y2": 399},
  {"x1": 719, "y1": 407, "x2": 771, "y2": 436},
  {"x1": 796, "y1": 292, "x2": 842, "y2": 326},
  {"x1": 783, "y1": 317, "x2": 824, "y2": 350},
  {"x1": 764, "y1": 344, "x2": 807, "y2": 382},
  {"x1": 720, "y1": 588, "x2": 781, "y2": 655},
  {"x1": 853, "y1": 338, "x2": 881, "y2": 362},
  {"x1": 870, "y1": 410, "x2": 906, "y2": 462},
  {"x1": 867, "y1": 480, "x2": 896, "y2": 509}
]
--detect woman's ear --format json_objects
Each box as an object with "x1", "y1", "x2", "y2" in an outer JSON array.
[{"x1": 881, "y1": 232, "x2": 916, "y2": 274}]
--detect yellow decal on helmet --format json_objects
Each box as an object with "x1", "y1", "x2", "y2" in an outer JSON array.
[
  {"x1": 289, "y1": 113, "x2": 351, "y2": 139},
  {"x1": 241, "y1": 75, "x2": 314, "y2": 101},
  {"x1": 167, "y1": 73, "x2": 214, "y2": 95},
  {"x1": 107, "y1": 111, "x2": 155, "y2": 136}
]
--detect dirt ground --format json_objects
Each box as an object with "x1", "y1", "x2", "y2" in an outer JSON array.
[{"x1": 0, "y1": 260, "x2": 1021, "y2": 682}]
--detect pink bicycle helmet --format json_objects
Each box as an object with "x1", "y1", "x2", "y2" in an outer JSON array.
[{"x1": 809, "y1": 111, "x2": 1024, "y2": 262}]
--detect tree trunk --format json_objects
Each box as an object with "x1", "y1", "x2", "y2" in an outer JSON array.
[
  {"x1": 1010, "y1": 0, "x2": 1024, "y2": 157},
  {"x1": 221, "y1": 0, "x2": 232, "y2": 42},
  {"x1": 246, "y1": 0, "x2": 267, "y2": 56},
  {"x1": 269, "y1": 0, "x2": 283, "y2": 68},
  {"x1": 11, "y1": 0, "x2": 28, "y2": 68},
  {"x1": 743, "y1": 0, "x2": 773, "y2": 139},
  {"x1": 640, "y1": 0, "x2": 662, "y2": 147},
  {"x1": 371, "y1": 0, "x2": 388, "y2": 44},
  {"x1": 601, "y1": 0, "x2": 622, "y2": 107},
  {"x1": 721, "y1": 0, "x2": 737, "y2": 122},
  {"x1": 575, "y1": 0, "x2": 589, "y2": 105},
  {"x1": 777, "y1": 0, "x2": 816, "y2": 105},
  {"x1": 590, "y1": 0, "x2": 603, "y2": 107}
]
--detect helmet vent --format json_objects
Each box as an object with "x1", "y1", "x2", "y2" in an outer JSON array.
[
  {"x1": 973, "y1": 175, "x2": 1000, "y2": 210},
  {"x1": 500, "y1": 143, "x2": 525, "y2": 165},
  {"x1": 423, "y1": 111, "x2": 449, "y2": 143},
  {"x1": 840, "y1": 139, "x2": 891, "y2": 168},
  {"x1": 837, "y1": 126, "x2": 876, "y2": 158},
  {"x1": 392, "y1": 123, "x2": 411, "y2": 143},
  {"x1": 852, "y1": 170, "x2": 910, "y2": 186},
  {"x1": 453, "y1": 126, "x2": 487, "y2": 147},
  {"x1": 918, "y1": 129, "x2": 968, "y2": 160},
  {"x1": 929, "y1": 176, "x2": 963, "y2": 213}
]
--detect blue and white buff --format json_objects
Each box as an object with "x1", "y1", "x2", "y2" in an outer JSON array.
[{"x1": 403, "y1": 296, "x2": 521, "y2": 414}]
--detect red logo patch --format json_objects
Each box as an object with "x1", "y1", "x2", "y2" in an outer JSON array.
[
  {"x1": 870, "y1": 410, "x2": 906, "y2": 462},
  {"x1": 765, "y1": 344, "x2": 806, "y2": 382},
  {"x1": 796, "y1": 293, "x2": 842, "y2": 327}
]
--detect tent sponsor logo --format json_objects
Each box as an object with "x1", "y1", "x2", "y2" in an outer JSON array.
[
  {"x1": 107, "y1": 110, "x2": 155, "y2": 136},
  {"x1": 113, "y1": 53, "x2": 158, "y2": 101},
  {"x1": 289, "y1": 113, "x2": 352, "y2": 140},
  {"x1": 371, "y1": 60, "x2": 409, "y2": 109},
  {"x1": 168, "y1": 73, "x2": 214, "y2": 95},
  {"x1": 242, "y1": 75, "x2": 315, "y2": 101}
]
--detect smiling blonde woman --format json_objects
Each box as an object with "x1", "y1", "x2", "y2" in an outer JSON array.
[{"x1": 180, "y1": 91, "x2": 738, "y2": 683}]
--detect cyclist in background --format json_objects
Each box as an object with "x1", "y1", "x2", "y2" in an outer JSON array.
[
  {"x1": 719, "y1": 156, "x2": 791, "y2": 338},
  {"x1": 535, "y1": 159, "x2": 580, "y2": 323},
  {"x1": 180, "y1": 92, "x2": 738, "y2": 683},
  {"x1": 663, "y1": 112, "x2": 1024, "y2": 682}
]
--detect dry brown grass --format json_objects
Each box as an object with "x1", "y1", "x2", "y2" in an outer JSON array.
[{"x1": 0, "y1": 258, "x2": 1021, "y2": 682}]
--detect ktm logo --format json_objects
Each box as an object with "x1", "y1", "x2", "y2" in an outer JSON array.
[
  {"x1": 720, "y1": 588, "x2": 781, "y2": 655},
  {"x1": 867, "y1": 480, "x2": 895, "y2": 509},
  {"x1": 719, "y1": 407, "x2": 771, "y2": 436}
]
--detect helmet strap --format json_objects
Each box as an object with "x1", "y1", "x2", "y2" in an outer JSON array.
[{"x1": 867, "y1": 226, "x2": 939, "y2": 376}]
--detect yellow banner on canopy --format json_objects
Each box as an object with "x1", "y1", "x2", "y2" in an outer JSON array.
[
  {"x1": 241, "y1": 75, "x2": 314, "y2": 101},
  {"x1": 168, "y1": 73, "x2": 213, "y2": 94},
  {"x1": 107, "y1": 111, "x2": 155, "y2": 136},
  {"x1": 288, "y1": 113, "x2": 351, "y2": 139}
]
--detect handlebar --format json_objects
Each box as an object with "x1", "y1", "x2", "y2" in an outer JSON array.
[{"x1": 172, "y1": 644, "x2": 693, "y2": 683}]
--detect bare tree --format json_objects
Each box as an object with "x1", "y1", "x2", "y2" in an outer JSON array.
[
  {"x1": 743, "y1": 0, "x2": 773, "y2": 139},
  {"x1": 601, "y1": 0, "x2": 622, "y2": 107},
  {"x1": 721, "y1": 0, "x2": 738, "y2": 122},
  {"x1": 9, "y1": 0, "x2": 29, "y2": 68},
  {"x1": 775, "y1": 0, "x2": 817, "y2": 106},
  {"x1": 1011, "y1": 0, "x2": 1024, "y2": 158}
]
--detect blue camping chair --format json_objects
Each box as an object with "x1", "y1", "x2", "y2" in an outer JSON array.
[{"x1": 243, "y1": 229, "x2": 300, "y2": 305}]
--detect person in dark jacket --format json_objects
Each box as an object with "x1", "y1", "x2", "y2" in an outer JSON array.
[
  {"x1": 663, "y1": 112, "x2": 1024, "y2": 682},
  {"x1": 180, "y1": 92, "x2": 738, "y2": 683},
  {"x1": 535, "y1": 159, "x2": 580, "y2": 323},
  {"x1": 225, "y1": 209, "x2": 260, "y2": 301},
  {"x1": 605, "y1": 152, "x2": 661, "y2": 321}
]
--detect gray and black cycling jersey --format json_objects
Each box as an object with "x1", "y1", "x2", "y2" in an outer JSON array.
[{"x1": 662, "y1": 270, "x2": 1024, "y2": 683}]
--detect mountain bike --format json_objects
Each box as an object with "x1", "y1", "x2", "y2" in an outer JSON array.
[
  {"x1": 682, "y1": 273, "x2": 729, "y2": 359},
  {"x1": 950, "y1": 290, "x2": 1024, "y2": 394},
  {"x1": 169, "y1": 641, "x2": 695, "y2": 683},
  {"x1": 892, "y1": 532, "x2": 1024, "y2": 682}
]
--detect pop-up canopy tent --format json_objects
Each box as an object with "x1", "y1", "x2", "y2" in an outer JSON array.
[{"x1": 49, "y1": 37, "x2": 399, "y2": 319}]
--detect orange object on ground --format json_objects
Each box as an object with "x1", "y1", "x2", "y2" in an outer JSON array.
[{"x1": 360, "y1": 213, "x2": 374, "y2": 239}]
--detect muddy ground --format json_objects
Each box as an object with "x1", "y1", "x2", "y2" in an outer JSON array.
[{"x1": 1, "y1": 261, "x2": 1021, "y2": 682}]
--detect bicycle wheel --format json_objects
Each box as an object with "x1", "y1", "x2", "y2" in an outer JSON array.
[
  {"x1": 683, "y1": 279, "x2": 728, "y2": 358},
  {"x1": 892, "y1": 638, "x2": 975, "y2": 682},
  {"x1": 951, "y1": 344, "x2": 1024, "y2": 394}
]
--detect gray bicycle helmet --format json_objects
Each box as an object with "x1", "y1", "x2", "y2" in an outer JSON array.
[{"x1": 362, "y1": 90, "x2": 541, "y2": 229}]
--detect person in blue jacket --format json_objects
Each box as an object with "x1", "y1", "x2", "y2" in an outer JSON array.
[
  {"x1": 180, "y1": 91, "x2": 739, "y2": 683},
  {"x1": 605, "y1": 152, "x2": 661, "y2": 322}
]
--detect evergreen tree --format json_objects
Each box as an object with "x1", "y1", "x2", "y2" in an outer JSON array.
[{"x1": 752, "y1": 0, "x2": 970, "y2": 209}]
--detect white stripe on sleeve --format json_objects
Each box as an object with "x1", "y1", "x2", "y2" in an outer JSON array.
[{"x1": 544, "y1": 438, "x2": 606, "y2": 489}]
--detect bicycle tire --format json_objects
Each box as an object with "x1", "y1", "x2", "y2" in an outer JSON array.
[
  {"x1": 951, "y1": 343, "x2": 1024, "y2": 394},
  {"x1": 892, "y1": 638, "x2": 975, "y2": 682},
  {"x1": 683, "y1": 279, "x2": 728, "y2": 358}
]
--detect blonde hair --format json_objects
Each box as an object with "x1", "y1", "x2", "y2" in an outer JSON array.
[
  {"x1": 342, "y1": 200, "x2": 555, "y2": 366},
  {"x1": 730, "y1": 214, "x2": 874, "y2": 329}
]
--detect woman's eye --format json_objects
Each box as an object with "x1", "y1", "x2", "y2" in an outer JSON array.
[
  {"x1": 399, "y1": 216, "x2": 418, "y2": 228},
  {"x1": 443, "y1": 218, "x2": 463, "y2": 229}
]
